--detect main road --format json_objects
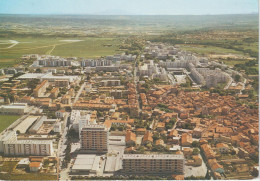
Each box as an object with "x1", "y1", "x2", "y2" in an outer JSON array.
[{"x1": 73, "y1": 82, "x2": 86, "y2": 104}]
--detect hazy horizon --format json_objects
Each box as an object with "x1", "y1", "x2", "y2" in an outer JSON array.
[{"x1": 0, "y1": 0, "x2": 258, "y2": 15}]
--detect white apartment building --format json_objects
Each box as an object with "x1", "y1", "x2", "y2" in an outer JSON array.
[
  {"x1": 0, "y1": 131, "x2": 53, "y2": 156},
  {"x1": 81, "y1": 59, "x2": 112, "y2": 67},
  {"x1": 32, "y1": 55, "x2": 72, "y2": 67}
]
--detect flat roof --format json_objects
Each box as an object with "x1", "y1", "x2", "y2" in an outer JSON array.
[
  {"x1": 104, "y1": 156, "x2": 117, "y2": 172},
  {"x1": 14, "y1": 116, "x2": 40, "y2": 134},
  {"x1": 123, "y1": 154, "x2": 184, "y2": 160},
  {"x1": 72, "y1": 154, "x2": 100, "y2": 171}
]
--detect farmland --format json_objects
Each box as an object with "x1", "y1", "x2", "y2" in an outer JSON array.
[
  {"x1": 0, "y1": 115, "x2": 20, "y2": 133},
  {"x1": 0, "y1": 37, "x2": 123, "y2": 68}
]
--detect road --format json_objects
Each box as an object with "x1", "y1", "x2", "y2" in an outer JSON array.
[
  {"x1": 57, "y1": 113, "x2": 70, "y2": 180},
  {"x1": 73, "y1": 82, "x2": 86, "y2": 104},
  {"x1": 133, "y1": 55, "x2": 141, "y2": 114}
]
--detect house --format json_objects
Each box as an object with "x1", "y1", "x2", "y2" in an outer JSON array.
[
  {"x1": 216, "y1": 143, "x2": 229, "y2": 154},
  {"x1": 172, "y1": 174, "x2": 184, "y2": 180},
  {"x1": 29, "y1": 162, "x2": 42, "y2": 172},
  {"x1": 125, "y1": 131, "x2": 136, "y2": 146},
  {"x1": 192, "y1": 155, "x2": 202, "y2": 166},
  {"x1": 135, "y1": 128, "x2": 146, "y2": 135},
  {"x1": 192, "y1": 127, "x2": 203, "y2": 138},
  {"x1": 61, "y1": 95, "x2": 71, "y2": 105},
  {"x1": 155, "y1": 139, "x2": 164, "y2": 146},
  {"x1": 181, "y1": 133, "x2": 192, "y2": 147},
  {"x1": 55, "y1": 109, "x2": 66, "y2": 118},
  {"x1": 201, "y1": 144, "x2": 216, "y2": 159},
  {"x1": 156, "y1": 122, "x2": 165, "y2": 132},
  {"x1": 183, "y1": 148, "x2": 193, "y2": 157},
  {"x1": 208, "y1": 159, "x2": 224, "y2": 174},
  {"x1": 142, "y1": 131, "x2": 153, "y2": 145}
]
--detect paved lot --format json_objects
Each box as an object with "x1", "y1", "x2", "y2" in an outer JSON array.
[{"x1": 184, "y1": 154, "x2": 207, "y2": 177}]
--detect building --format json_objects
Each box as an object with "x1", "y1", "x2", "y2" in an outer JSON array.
[
  {"x1": 100, "y1": 80, "x2": 121, "y2": 87},
  {"x1": 0, "y1": 131, "x2": 53, "y2": 156},
  {"x1": 81, "y1": 59, "x2": 111, "y2": 67},
  {"x1": 32, "y1": 55, "x2": 71, "y2": 67},
  {"x1": 80, "y1": 125, "x2": 108, "y2": 153},
  {"x1": 29, "y1": 162, "x2": 42, "y2": 172},
  {"x1": 50, "y1": 87, "x2": 59, "y2": 99},
  {"x1": 33, "y1": 80, "x2": 49, "y2": 97},
  {"x1": 55, "y1": 110, "x2": 66, "y2": 118},
  {"x1": 181, "y1": 133, "x2": 193, "y2": 147},
  {"x1": 0, "y1": 103, "x2": 29, "y2": 115},
  {"x1": 71, "y1": 154, "x2": 101, "y2": 174},
  {"x1": 122, "y1": 154, "x2": 185, "y2": 175},
  {"x1": 61, "y1": 95, "x2": 71, "y2": 105},
  {"x1": 216, "y1": 143, "x2": 229, "y2": 154},
  {"x1": 125, "y1": 131, "x2": 136, "y2": 146}
]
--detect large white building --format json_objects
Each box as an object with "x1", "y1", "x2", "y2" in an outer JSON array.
[
  {"x1": 139, "y1": 60, "x2": 168, "y2": 81},
  {"x1": 0, "y1": 131, "x2": 53, "y2": 156},
  {"x1": 32, "y1": 55, "x2": 72, "y2": 67},
  {"x1": 0, "y1": 103, "x2": 30, "y2": 115},
  {"x1": 81, "y1": 59, "x2": 112, "y2": 67}
]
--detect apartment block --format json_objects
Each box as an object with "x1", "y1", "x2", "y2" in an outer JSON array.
[
  {"x1": 33, "y1": 80, "x2": 49, "y2": 97},
  {"x1": 80, "y1": 125, "x2": 108, "y2": 153},
  {"x1": 122, "y1": 154, "x2": 184, "y2": 175},
  {"x1": 0, "y1": 131, "x2": 53, "y2": 156}
]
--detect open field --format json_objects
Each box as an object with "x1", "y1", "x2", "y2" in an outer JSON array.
[
  {"x1": 178, "y1": 44, "x2": 246, "y2": 56},
  {"x1": 0, "y1": 115, "x2": 20, "y2": 133},
  {"x1": 0, "y1": 37, "x2": 122, "y2": 68},
  {"x1": 51, "y1": 37, "x2": 122, "y2": 58}
]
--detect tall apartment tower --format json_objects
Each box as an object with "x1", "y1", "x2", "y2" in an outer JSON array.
[{"x1": 80, "y1": 125, "x2": 108, "y2": 153}]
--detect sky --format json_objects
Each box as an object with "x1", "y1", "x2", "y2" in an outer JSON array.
[{"x1": 0, "y1": 0, "x2": 258, "y2": 15}]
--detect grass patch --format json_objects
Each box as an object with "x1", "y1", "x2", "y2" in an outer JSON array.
[
  {"x1": 0, "y1": 161, "x2": 18, "y2": 173},
  {"x1": 0, "y1": 115, "x2": 20, "y2": 133}
]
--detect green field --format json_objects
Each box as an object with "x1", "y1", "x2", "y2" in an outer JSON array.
[
  {"x1": 0, "y1": 115, "x2": 20, "y2": 133},
  {"x1": 0, "y1": 37, "x2": 123, "y2": 68},
  {"x1": 178, "y1": 44, "x2": 245, "y2": 56}
]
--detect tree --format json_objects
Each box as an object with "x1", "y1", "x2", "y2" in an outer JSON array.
[
  {"x1": 192, "y1": 148, "x2": 200, "y2": 155},
  {"x1": 192, "y1": 141, "x2": 199, "y2": 148},
  {"x1": 230, "y1": 150, "x2": 236, "y2": 155},
  {"x1": 205, "y1": 170, "x2": 211, "y2": 180},
  {"x1": 152, "y1": 132, "x2": 160, "y2": 141},
  {"x1": 110, "y1": 124, "x2": 117, "y2": 131},
  {"x1": 35, "y1": 68, "x2": 42, "y2": 73},
  {"x1": 234, "y1": 74, "x2": 241, "y2": 82}
]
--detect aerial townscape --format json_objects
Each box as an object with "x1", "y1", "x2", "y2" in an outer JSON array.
[{"x1": 0, "y1": 1, "x2": 259, "y2": 181}]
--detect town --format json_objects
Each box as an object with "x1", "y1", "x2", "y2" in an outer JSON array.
[{"x1": 0, "y1": 40, "x2": 258, "y2": 180}]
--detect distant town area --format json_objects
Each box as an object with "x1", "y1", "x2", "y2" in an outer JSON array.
[
  {"x1": 0, "y1": 39, "x2": 258, "y2": 180},
  {"x1": 0, "y1": 12, "x2": 259, "y2": 181}
]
